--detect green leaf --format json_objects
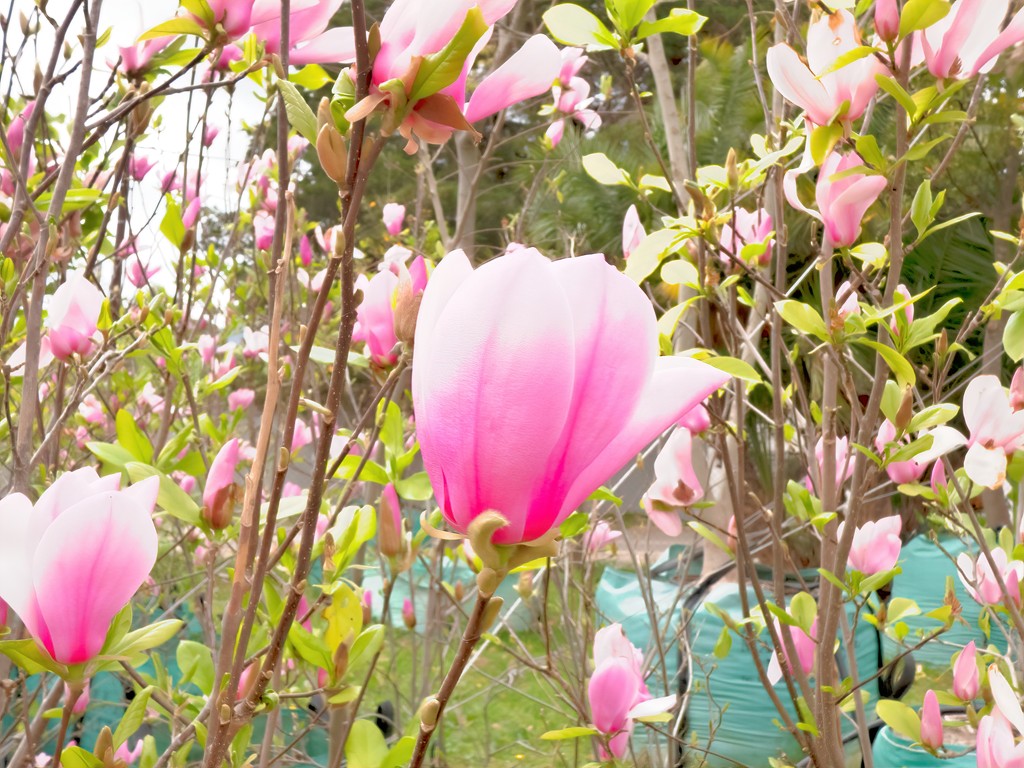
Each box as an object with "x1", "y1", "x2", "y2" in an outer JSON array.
[
  {"x1": 113, "y1": 687, "x2": 153, "y2": 747},
  {"x1": 86, "y1": 441, "x2": 136, "y2": 471},
  {"x1": 1005, "y1": 311, "x2": 1024, "y2": 362},
  {"x1": 703, "y1": 356, "x2": 760, "y2": 383},
  {"x1": 138, "y1": 17, "x2": 206, "y2": 41},
  {"x1": 541, "y1": 726, "x2": 599, "y2": 740},
  {"x1": 875, "y1": 74, "x2": 916, "y2": 115},
  {"x1": 348, "y1": 625, "x2": 385, "y2": 673},
  {"x1": 582, "y1": 152, "x2": 632, "y2": 187},
  {"x1": 336, "y1": 455, "x2": 390, "y2": 486},
  {"x1": 790, "y1": 592, "x2": 817, "y2": 634},
  {"x1": 775, "y1": 300, "x2": 829, "y2": 341},
  {"x1": 394, "y1": 472, "x2": 434, "y2": 501},
  {"x1": 857, "y1": 339, "x2": 916, "y2": 387},
  {"x1": 382, "y1": 737, "x2": 415, "y2": 768},
  {"x1": 876, "y1": 699, "x2": 922, "y2": 743},
  {"x1": 345, "y1": 719, "x2": 389, "y2": 768},
  {"x1": 635, "y1": 8, "x2": 706, "y2": 39},
  {"x1": 688, "y1": 521, "x2": 731, "y2": 555},
  {"x1": 586, "y1": 486, "x2": 622, "y2": 505},
  {"x1": 378, "y1": 400, "x2": 404, "y2": 458},
  {"x1": 0, "y1": 638, "x2": 66, "y2": 676},
  {"x1": 160, "y1": 196, "x2": 186, "y2": 249},
  {"x1": 624, "y1": 229, "x2": 679, "y2": 283},
  {"x1": 61, "y1": 747, "x2": 104, "y2": 768},
  {"x1": 608, "y1": 0, "x2": 655, "y2": 34},
  {"x1": 712, "y1": 625, "x2": 732, "y2": 658},
  {"x1": 176, "y1": 641, "x2": 215, "y2": 695},
  {"x1": 543, "y1": 4, "x2": 618, "y2": 50},
  {"x1": 106, "y1": 620, "x2": 182, "y2": 662},
  {"x1": 660, "y1": 259, "x2": 698, "y2": 286},
  {"x1": 125, "y1": 463, "x2": 201, "y2": 525},
  {"x1": 116, "y1": 410, "x2": 154, "y2": 463},
  {"x1": 907, "y1": 403, "x2": 958, "y2": 432},
  {"x1": 899, "y1": 0, "x2": 951, "y2": 37},
  {"x1": 409, "y1": 8, "x2": 489, "y2": 103},
  {"x1": 911, "y1": 179, "x2": 934, "y2": 235},
  {"x1": 290, "y1": 64, "x2": 332, "y2": 90},
  {"x1": 276, "y1": 80, "x2": 318, "y2": 145}
]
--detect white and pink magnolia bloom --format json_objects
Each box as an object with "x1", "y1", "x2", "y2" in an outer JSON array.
[
  {"x1": 412, "y1": 248, "x2": 729, "y2": 544},
  {"x1": 977, "y1": 665, "x2": 1024, "y2": 768},
  {"x1": 546, "y1": 48, "x2": 601, "y2": 147},
  {"x1": 918, "y1": 0, "x2": 1024, "y2": 80},
  {"x1": 47, "y1": 272, "x2": 104, "y2": 361},
  {"x1": 382, "y1": 203, "x2": 406, "y2": 236},
  {"x1": 838, "y1": 514, "x2": 902, "y2": 575},
  {"x1": 647, "y1": 430, "x2": 704, "y2": 536},
  {"x1": 957, "y1": 548, "x2": 1024, "y2": 606},
  {"x1": 622, "y1": 205, "x2": 646, "y2": 261},
  {"x1": 203, "y1": 439, "x2": 240, "y2": 529},
  {"x1": 588, "y1": 624, "x2": 675, "y2": 759},
  {"x1": 766, "y1": 10, "x2": 886, "y2": 127},
  {"x1": 0, "y1": 470, "x2": 159, "y2": 664},
  {"x1": 126, "y1": 257, "x2": 159, "y2": 288},
  {"x1": 343, "y1": 1, "x2": 561, "y2": 152},
  {"x1": 585, "y1": 521, "x2": 622, "y2": 553},
  {"x1": 719, "y1": 208, "x2": 774, "y2": 266},
  {"x1": 767, "y1": 617, "x2": 816, "y2": 685},
  {"x1": 805, "y1": 436, "x2": 855, "y2": 495},
  {"x1": 962, "y1": 375, "x2": 1024, "y2": 488},
  {"x1": 250, "y1": 0, "x2": 351, "y2": 66}
]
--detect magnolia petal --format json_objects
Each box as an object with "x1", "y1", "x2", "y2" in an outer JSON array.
[
  {"x1": 32, "y1": 476, "x2": 159, "y2": 663},
  {"x1": 464, "y1": 35, "x2": 561, "y2": 123},
  {"x1": 289, "y1": 27, "x2": 357, "y2": 66},
  {"x1": 765, "y1": 44, "x2": 834, "y2": 125},
  {"x1": 990, "y1": 666, "x2": 1024, "y2": 735},
  {"x1": 628, "y1": 694, "x2": 676, "y2": 719},
  {"x1": 964, "y1": 442, "x2": 1008, "y2": 489}
]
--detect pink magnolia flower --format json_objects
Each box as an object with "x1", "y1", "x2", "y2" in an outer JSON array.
[
  {"x1": 379, "y1": 483, "x2": 404, "y2": 558},
  {"x1": 228, "y1": 389, "x2": 256, "y2": 411},
  {"x1": 382, "y1": 203, "x2": 406, "y2": 236},
  {"x1": 242, "y1": 326, "x2": 270, "y2": 359},
  {"x1": 128, "y1": 154, "x2": 157, "y2": 182},
  {"x1": 766, "y1": 10, "x2": 886, "y2": 127},
  {"x1": 963, "y1": 375, "x2": 1024, "y2": 489},
  {"x1": 353, "y1": 255, "x2": 430, "y2": 366},
  {"x1": 953, "y1": 641, "x2": 979, "y2": 701},
  {"x1": 589, "y1": 625, "x2": 675, "y2": 759},
  {"x1": 957, "y1": 548, "x2": 1024, "y2": 606},
  {"x1": 78, "y1": 394, "x2": 107, "y2": 426},
  {"x1": 182, "y1": 198, "x2": 201, "y2": 230},
  {"x1": 299, "y1": 235, "x2": 314, "y2": 266},
  {"x1": 1011, "y1": 368, "x2": 1024, "y2": 412},
  {"x1": 678, "y1": 403, "x2": 710, "y2": 434},
  {"x1": 202, "y1": 125, "x2": 220, "y2": 147},
  {"x1": 585, "y1": 521, "x2": 621, "y2": 553},
  {"x1": 126, "y1": 257, "x2": 159, "y2": 288},
  {"x1": 198, "y1": 334, "x2": 218, "y2": 366},
  {"x1": 875, "y1": 419, "x2": 926, "y2": 485},
  {"x1": 114, "y1": 740, "x2": 143, "y2": 766},
  {"x1": 402, "y1": 598, "x2": 416, "y2": 629},
  {"x1": 719, "y1": 208, "x2": 774, "y2": 266},
  {"x1": 292, "y1": 419, "x2": 313, "y2": 452},
  {"x1": 47, "y1": 272, "x2": 104, "y2": 361},
  {"x1": 889, "y1": 283, "x2": 914, "y2": 337},
  {"x1": 930, "y1": 459, "x2": 947, "y2": 495},
  {"x1": 976, "y1": 710, "x2": 1024, "y2": 768},
  {"x1": 343, "y1": 1, "x2": 561, "y2": 153},
  {"x1": 116, "y1": 37, "x2": 171, "y2": 75},
  {"x1": 251, "y1": 0, "x2": 351, "y2": 66},
  {"x1": 0, "y1": 470, "x2": 159, "y2": 664},
  {"x1": 767, "y1": 618, "x2": 817, "y2": 685},
  {"x1": 875, "y1": 0, "x2": 899, "y2": 42},
  {"x1": 203, "y1": 438, "x2": 240, "y2": 529},
  {"x1": 2, "y1": 100, "x2": 37, "y2": 194},
  {"x1": 918, "y1": 0, "x2": 1024, "y2": 80},
  {"x1": 412, "y1": 248, "x2": 729, "y2": 545},
  {"x1": 839, "y1": 514, "x2": 902, "y2": 575},
  {"x1": 920, "y1": 689, "x2": 943, "y2": 751},
  {"x1": 253, "y1": 210, "x2": 275, "y2": 251},
  {"x1": 815, "y1": 151, "x2": 887, "y2": 248},
  {"x1": 622, "y1": 205, "x2": 646, "y2": 260},
  {"x1": 644, "y1": 427, "x2": 703, "y2": 532},
  {"x1": 805, "y1": 436, "x2": 855, "y2": 495},
  {"x1": 546, "y1": 53, "x2": 601, "y2": 148}
]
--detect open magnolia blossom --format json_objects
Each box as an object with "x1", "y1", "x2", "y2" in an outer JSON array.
[
  {"x1": 838, "y1": 514, "x2": 902, "y2": 575},
  {"x1": 342, "y1": 0, "x2": 561, "y2": 152},
  {"x1": 804, "y1": 436, "x2": 855, "y2": 495},
  {"x1": 0, "y1": 470, "x2": 159, "y2": 665},
  {"x1": 642, "y1": 427, "x2": 702, "y2": 537},
  {"x1": 767, "y1": 617, "x2": 816, "y2": 686},
  {"x1": 874, "y1": 418, "x2": 967, "y2": 486},
  {"x1": 766, "y1": 9, "x2": 885, "y2": 127},
  {"x1": 588, "y1": 624, "x2": 675, "y2": 759},
  {"x1": 963, "y1": 375, "x2": 1024, "y2": 489},
  {"x1": 957, "y1": 548, "x2": 1024, "y2": 606},
  {"x1": 718, "y1": 207, "x2": 774, "y2": 267},
  {"x1": 412, "y1": 248, "x2": 729, "y2": 545},
  {"x1": 978, "y1": 665, "x2": 1024, "y2": 767},
  {"x1": 917, "y1": 0, "x2": 1024, "y2": 80}
]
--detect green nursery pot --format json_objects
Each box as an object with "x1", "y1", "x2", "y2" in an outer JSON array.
[{"x1": 871, "y1": 725, "x2": 976, "y2": 767}]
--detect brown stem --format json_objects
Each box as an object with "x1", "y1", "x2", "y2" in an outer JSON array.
[{"x1": 408, "y1": 592, "x2": 493, "y2": 768}]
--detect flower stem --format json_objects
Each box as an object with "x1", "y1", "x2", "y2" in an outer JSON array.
[
  {"x1": 51, "y1": 683, "x2": 81, "y2": 768},
  {"x1": 408, "y1": 592, "x2": 492, "y2": 768}
]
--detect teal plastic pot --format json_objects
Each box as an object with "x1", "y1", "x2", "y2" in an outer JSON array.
[
  {"x1": 884, "y1": 533, "x2": 1008, "y2": 668},
  {"x1": 871, "y1": 725, "x2": 976, "y2": 767},
  {"x1": 684, "y1": 582, "x2": 880, "y2": 768}
]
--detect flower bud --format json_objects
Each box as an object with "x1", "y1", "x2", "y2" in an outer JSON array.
[
  {"x1": 402, "y1": 598, "x2": 416, "y2": 630},
  {"x1": 393, "y1": 277, "x2": 422, "y2": 346},
  {"x1": 378, "y1": 483, "x2": 404, "y2": 558},
  {"x1": 875, "y1": 0, "x2": 899, "y2": 43},
  {"x1": 316, "y1": 124, "x2": 348, "y2": 184},
  {"x1": 895, "y1": 387, "x2": 914, "y2": 432},
  {"x1": 515, "y1": 572, "x2": 534, "y2": 601},
  {"x1": 332, "y1": 640, "x2": 349, "y2": 681}
]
